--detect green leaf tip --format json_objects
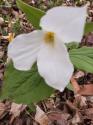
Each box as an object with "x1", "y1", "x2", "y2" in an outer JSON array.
[{"x1": 16, "y1": 0, "x2": 45, "y2": 29}]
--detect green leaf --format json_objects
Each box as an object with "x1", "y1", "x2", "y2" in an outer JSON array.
[
  {"x1": 66, "y1": 42, "x2": 79, "y2": 50},
  {"x1": 1, "y1": 63, "x2": 54, "y2": 105},
  {"x1": 66, "y1": 83, "x2": 73, "y2": 91},
  {"x1": 69, "y1": 47, "x2": 93, "y2": 73},
  {"x1": 70, "y1": 46, "x2": 93, "y2": 58},
  {"x1": 16, "y1": 0, "x2": 45, "y2": 29},
  {"x1": 84, "y1": 22, "x2": 93, "y2": 34}
]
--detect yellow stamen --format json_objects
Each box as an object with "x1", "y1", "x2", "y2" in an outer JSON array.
[{"x1": 44, "y1": 32, "x2": 55, "y2": 45}]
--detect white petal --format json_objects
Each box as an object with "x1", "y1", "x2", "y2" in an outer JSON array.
[
  {"x1": 8, "y1": 30, "x2": 43, "y2": 70},
  {"x1": 40, "y1": 6, "x2": 87, "y2": 43},
  {"x1": 37, "y1": 35, "x2": 74, "y2": 91}
]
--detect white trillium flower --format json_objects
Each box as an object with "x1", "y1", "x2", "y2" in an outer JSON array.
[{"x1": 8, "y1": 6, "x2": 87, "y2": 91}]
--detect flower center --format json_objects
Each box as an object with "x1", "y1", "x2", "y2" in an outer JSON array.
[{"x1": 44, "y1": 32, "x2": 55, "y2": 45}]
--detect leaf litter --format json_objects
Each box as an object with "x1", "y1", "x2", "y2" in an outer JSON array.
[{"x1": 0, "y1": 0, "x2": 93, "y2": 125}]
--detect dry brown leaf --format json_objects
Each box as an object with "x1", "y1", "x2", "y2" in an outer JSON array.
[
  {"x1": 12, "y1": 9, "x2": 20, "y2": 18},
  {"x1": 86, "y1": 96, "x2": 93, "y2": 102},
  {"x1": 70, "y1": 77, "x2": 80, "y2": 93},
  {"x1": 74, "y1": 95, "x2": 87, "y2": 107},
  {"x1": 0, "y1": 102, "x2": 7, "y2": 118},
  {"x1": 35, "y1": 106, "x2": 50, "y2": 125},
  {"x1": 44, "y1": 99, "x2": 55, "y2": 110},
  {"x1": 74, "y1": 71, "x2": 85, "y2": 79},
  {"x1": 85, "y1": 108, "x2": 93, "y2": 115},
  {"x1": 10, "y1": 102, "x2": 26, "y2": 117},
  {"x1": 78, "y1": 84, "x2": 93, "y2": 96},
  {"x1": 0, "y1": 51, "x2": 4, "y2": 59},
  {"x1": 0, "y1": 17, "x2": 4, "y2": 26},
  {"x1": 71, "y1": 111, "x2": 81, "y2": 125},
  {"x1": 47, "y1": 111, "x2": 69, "y2": 125}
]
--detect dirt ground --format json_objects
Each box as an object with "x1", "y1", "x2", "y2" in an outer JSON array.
[{"x1": 0, "y1": 0, "x2": 93, "y2": 124}]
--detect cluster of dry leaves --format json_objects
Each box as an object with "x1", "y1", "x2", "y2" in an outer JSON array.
[
  {"x1": 0, "y1": 0, "x2": 93, "y2": 125},
  {"x1": 0, "y1": 88, "x2": 93, "y2": 125}
]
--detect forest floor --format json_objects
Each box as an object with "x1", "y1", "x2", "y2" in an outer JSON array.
[{"x1": 0, "y1": 0, "x2": 93, "y2": 125}]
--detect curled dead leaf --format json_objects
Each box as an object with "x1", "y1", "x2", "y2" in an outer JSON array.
[
  {"x1": 70, "y1": 77, "x2": 80, "y2": 93},
  {"x1": 35, "y1": 106, "x2": 50, "y2": 125},
  {"x1": 78, "y1": 84, "x2": 93, "y2": 96}
]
